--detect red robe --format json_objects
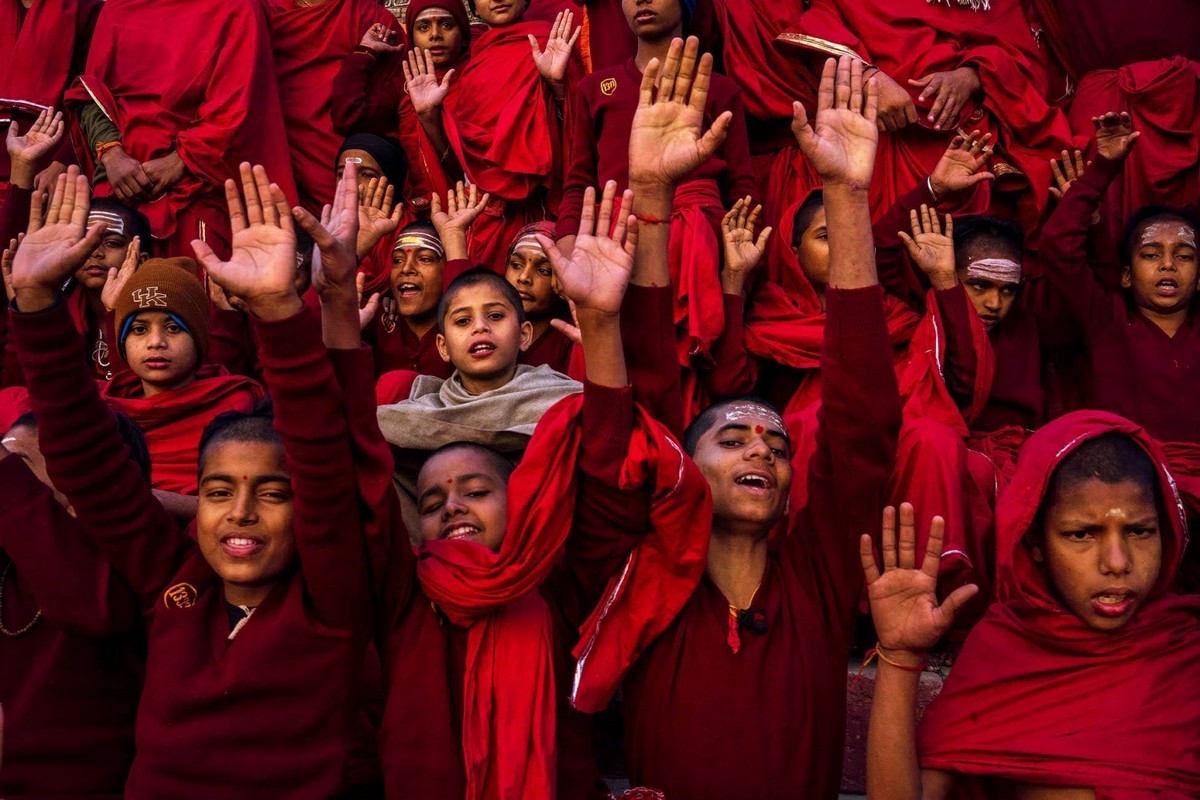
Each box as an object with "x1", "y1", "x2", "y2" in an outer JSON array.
[
  {"x1": 364, "y1": 310, "x2": 453, "y2": 380},
  {"x1": 66, "y1": 0, "x2": 296, "y2": 259},
  {"x1": 793, "y1": 0, "x2": 1081, "y2": 235},
  {"x1": 0, "y1": 0, "x2": 100, "y2": 183},
  {"x1": 103, "y1": 366, "x2": 265, "y2": 494},
  {"x1": 918, "y1": 411, "x2": 1200, "y2": 796},
  {"x1": 0, "y1": 456, "x2": 143, "y2": 799},
  {"x1": 267, "y1": 0, "x2": 400, "y2": 212}
]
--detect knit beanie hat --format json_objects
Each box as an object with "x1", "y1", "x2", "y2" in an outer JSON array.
[{"x1": 114, "y1": 257, "x2": 210, "y2": 363}]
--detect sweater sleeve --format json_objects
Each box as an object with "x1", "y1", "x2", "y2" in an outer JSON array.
[
  {"x1": 11, "y1": 297, "x2": 189, "y2": 612},
  {"x1": 702, "y1": 292, "x2": 759, "y2": 399},
  {"x1": 554, "y1": 84, "x2": 600, "y2": 241},
  {"x1": 622, "y1": 284, "x2": 685, "y2": 438},
  {"x1": 934, "y1": 283, "x2": 981, "y2": 412},
  {"x1": 252, "y1": 304, "x2": 368, "y2": 633},
  {"x1": 799, "y1": 285, "x2": 903, "y2": 636},
  {"x1": 0, "y1": 455, "x2": 140, "y2": 636}
]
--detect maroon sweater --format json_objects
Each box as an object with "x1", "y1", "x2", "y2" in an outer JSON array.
[
  {"x1": 0, "y1": 456, "x2": 143, "y2": 798},
  {"x1": 12, "y1": 299, "x2": 370, "y2": 798},
  {"x1": 1040, "y1": 155, "x2": 1200, "y2": 445},
  {"x1": 621, "y1": 286, "x2": 903, "y2": 798},
  {"x1": 555, "y1": 58, "x2": 757, "y2": 239}
]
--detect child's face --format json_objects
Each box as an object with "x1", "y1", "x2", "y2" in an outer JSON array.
[
  {"x1": 436, "y1": 283, "x2": 532, "y2": 393},
  {"x1": 390, "y1": 247, "x2": 445, "y2": 320},
  {"x1": 1122, "y1": 220, "x2": 1198, "y2": 316},
  {"x1": 336, "y1": 149, "x2": 384, "y2": 196},
  {"x1": 475, "y1": 0, "x2": 526, "y2": 27},
  {"x1": 416, "y1": 447, "x2": 507, "y2": 552},
  {"x1": 197, "y1": 439, "x2": 297, "y2": 605},
  {"x1": 76, "y1": 228, "x2": 133, "y2": 292},
  {"x1": 411, "y1": 11, "x2": 465, "y2": 65},
  {"x1": 957, "y1": 244, "x2": 1020, "y2": 330},
  {"x1": 690, "y1": 403, "x2": 792, "y2": 532},
  {"x1": 124, "y1": 311, "x2": 199, "y2": 395},
  {"x1": 793, "y1": 207, "x2": 830, "y2": 290},
  {"x1": 1034, "y1": 477, "x2": 1162, "y2": 631},
  {"x1": 505, "y1": 247, "x2": 558, "y2": 317},
  {"x1": 622, "y1": 0, "x2": 683, "y2": 38}
]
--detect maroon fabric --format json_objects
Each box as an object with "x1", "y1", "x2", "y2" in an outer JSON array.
[
  {"x1": 522, "y1": 326, "x2": 576, "y2": 375},
  {"x1": 623, "y1": 286, "x2": 902, "y2": 799},
  {"x1": 918, "y1": 411, "x2": 1200, "y2": 797},
  {"x1": 580, "y1": 0, "x2": 636, "y2": 71},
  {"x1": 364, "y1": 310, "x2": 453, "y2": 380},
  {"x1": 267, "y1": 0, "x2": 400, "y2": 212},
  {"x1": 65, "y1": 0, "x2": 297, "y2": 256},
  {"x1": 13, "y1": 300, "x2": 373, "y2": 798},
  {"x1": 0, "y1": 456, "x2": 142, "y2": 798},
  {"x1": 0, "y1": 385, "x2": 29, "y2": 430}
]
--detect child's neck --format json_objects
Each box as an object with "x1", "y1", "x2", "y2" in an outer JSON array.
[
  {"x1": 706, "y1": 525, "x2": 770, "y2": 610},
  {"x1": 457, "y1": 364, "x2": 518, "y2": 395},
  {"x1": 405, "y1": 311, "x2": 437, "y2": 340},
  {"x1": 528, "y1": 316, "x2": 552, "y2": 343},
  {"x1": 224, "y1": 581, "x2": 274, "y2": 609},
  {"x1": 634, "y1": 29, "x2": 683, "y2": 73},
  {"x1": 1139, "y1": 304, "x2": 1189, "y2": 338},
  {"x1": 141, "y1": 372, "x2": 196, "y2": 399},
  {"x1": 84, "y1": 287, "x2": 106, "y2": 321}
]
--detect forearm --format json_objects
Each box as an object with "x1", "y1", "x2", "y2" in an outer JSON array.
[
  {"x1": 825, "y1": 185, "x2": 878, "y2": 289},
  {"x1": 629, "y1": 183, "x2": 673, "y2": 288},
  {"x1": 152, "y1": 489, "x2": 199, "y2": 523},
  {"x1": 417, "y1": 110, "x2": 455, "y2": 171},
  {"x1": 79, "y1": 102, "x2": 120, "y2": 185},
  {"x1": 703, "y1": 293, "x2": 759, "y2": 398},
  {"x1": 578, "y1": 311, "x2": 627, "y2": 389},
  {"x1": 319, "y1": 290, "x2": 363, "y2": 350},
  {"x1": 867, "y1": 661, "x2": 925, "y2": 800}
]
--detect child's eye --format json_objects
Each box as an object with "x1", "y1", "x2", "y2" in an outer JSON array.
[
  {"x1": 1064, "y1": 530, "x2": 1092, "y2": 541},
  {"x1": 536, "y1": 267, "x2": 552, "y2": 278},
  {"x1": 1130, "y1": 527, "x2": 1158, "y2": 538},
  {"x1": 166, "y1": 324, "x2": 183, "y2": 334},
  {"x1": 770, "y1": 447, "x2": 788, "y2": 457},
  {"x1": 420, "y1": 500, "x2": 444, "y2": 516},
  {"x1": 454, "y1": 317, "x2": 470, "y2": 326},
  {"x1": 488, "y1": 312, "x2": 504, "y2": 321},
  {"x1": 206, "y1": 489, "x2": 232, "y2": 499},
  {"x1": 719, "y1": 439, "x2": 742, "y2": 448},
  {"x1": 466, "y1": 490, "x2": 490, "y2": 499}
]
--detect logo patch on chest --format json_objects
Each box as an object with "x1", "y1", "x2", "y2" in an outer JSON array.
[{"x1": 163, "y1": 582, "x2": 197, "y2": 609}]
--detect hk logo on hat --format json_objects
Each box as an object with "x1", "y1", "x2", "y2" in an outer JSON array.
[{"x1": 133, "y1": 287, "x2": 168, "y2": 308}]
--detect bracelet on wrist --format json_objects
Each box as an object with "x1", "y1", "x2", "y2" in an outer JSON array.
[
  {"x1": 634, "y1": 212, "x2": 670, "y2": 226},
  {"x1": 96, "y1": 140, "x2": 123, "y2": 161},
  {"x1": 926, "y1": 175, "x2": 941, "y2": 203},
  {"x1": 865, "y1": 643, "x2": 926, "y2": 673}
]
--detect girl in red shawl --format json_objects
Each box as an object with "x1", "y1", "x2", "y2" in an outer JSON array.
[
  {"x1": 864, "y1": 413, "x2": 1200, "y2": 798},
  {"x1": 505, "y1": 220, "x2": 581, "y2": 376}
]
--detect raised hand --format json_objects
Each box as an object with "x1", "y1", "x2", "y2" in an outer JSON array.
[
  {"x1": 908, "y1": 66, "x2": 980, "y2": 131},
  {"x1": 549, "y1": 299, "x2": 582, "y2": 345},
  {"x1": 536, "y1": 181, "x2": 637, "y2": 318},
  {"x1": 898, "y1": 206, "x2": 956, "y2": 290},
  {"x1": 430, "y1": 181, "x2": 489, "y2": 260},
  {"x1": 860, "y1": 504, "x2": 978, "y2": 656},
  {"x1": 10, "y1": 167, "x2": 108, "y2": 311},
  {"x1": 791, "y1": 57, "x2": 879, "y2": 191},
  {"x1": 720, "y1": 196, "x2": 772, "y2": 296},
  {"x1": 1049, "y1": 148, "x2": 1088, "y2": 200},
  {"x1": 192, "y1": 163, "x2": 300, "y2": 320},
  {"x1": 529, "y1": 9, "x2": 580, "y2": 89},
  {"x1": 628, "y1": 36, "x2": 733, "y2": 190},
  {"x1": 293, "y1": 159, "x2": 360, "y2": 300},
  {"x1": 403, "y1": 48, "x2": 455, "y2": 116},
  {"x1": 101, "y1": 236, "x2": 143, "y2": 312},
  {"x1": 356, "y1": 175, "x2": 401, "y2": 258},
  {"x1": 929, "y1": 130, "x2": 995, "y2": 199},
  {"x1": 356, "y1": 272, "x2": 381, "y2": 331},
  {"x1": 872, "y1": 70, "x2": 918, "y2": 133},
  {"x1": 6, "y1": 108, "x2": 65, "y2": 171},
  {"x1": 360, "y1": 22, "x2": 405, "y2": 55},
  {"x1": 1, "y1": 234, "x2": 22, "y2": 303},
  {"x1": 1092, "y1": 111, "x2": 1139, "y2": 162}
]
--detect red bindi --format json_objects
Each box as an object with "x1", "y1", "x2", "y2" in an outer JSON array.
[
  {"x1": 754, "y1": 424, "x2": 764, "y2": 434},
  {"x1": 241, "y1": 475, "x2": 247, "y2": 481}
]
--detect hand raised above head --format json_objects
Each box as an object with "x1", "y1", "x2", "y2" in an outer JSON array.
[
  {"x1": 791, "y1": 56, "x2": 879, "y2": 191},
  {"x1": 102, "y1": 236, "x2": 143, "y2": 312},
  {"x1": 1092, "y1": 111, "x2": 1139, "y2": 163},
  {"x1": 356, "y1": 175, "x2": 401, "y2": 258},
  {"x1": 720, "y1": 196, "x2": 772, "y2": 295},
  {"x1": 628, "y1": 36, "x2": 732, "y2": 191},
  {"x1": 293, "y1": 159, "x2": 360, "y2": 299},
  {"x1": 192, "y1": 162, "x2": 300, "y2": 321},
  {"x1": 403, "y1": 48, "x2": 454, "y2": 116},
  {"x1": 897, "y1": 206, "x2": 955, "y2": 289},
  {"x1": 529, "y1": 9, "x2": 580, "y2": 86}
]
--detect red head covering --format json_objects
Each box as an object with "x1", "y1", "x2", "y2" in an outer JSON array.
[
  {"x1": 405, "y1": 0, "x2": 472, "y2": 54},
  {"x1": 917, "y1": 411, "x2": 1200, "y2": 797}
]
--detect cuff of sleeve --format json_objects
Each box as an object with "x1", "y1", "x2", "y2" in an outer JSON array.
[
  {"x1": 722, "y1": 293, "x2": 746, "y2": 324},
  {"x1": 824, "y1": 284, "x2": 888, "y2": 341},
  {"x1": 1081, "y1": 155, "x2": 1124, "y2": 189}
]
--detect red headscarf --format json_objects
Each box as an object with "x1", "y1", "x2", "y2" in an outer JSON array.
[
  {"x1": 917, "y1": 411, "x2": 1200, "y2": 798},
  {"x1": 417, "y1": 394, "x2": 708, "y2": 800}
]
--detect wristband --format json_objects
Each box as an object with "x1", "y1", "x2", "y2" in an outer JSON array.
[
  {"x1": 926, "y1": 175, "x2": 941, "y2": 203},
  {"x1": 96, "y1": 141, "x2": 123, "y2": 161},
  {"x1": 634, "y1": 213, "x2": 670, "y2": 226},
  {"x1": 865, "y1": 643, "x2": 926, "y2": 673}
]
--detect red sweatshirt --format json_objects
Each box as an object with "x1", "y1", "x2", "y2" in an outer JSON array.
[
  {"x1": 0, "y1": 455, "x2": 143, "y2": 798},
  {"x1": 621, "y1": 286, "x2": 903, "y2": 799},
  {"x1": 12, "y1": 299, "x2": 371, "y2": 798},
  {"x1": 1040, "y1": 154, "x2": 1200, "y2": 446}
]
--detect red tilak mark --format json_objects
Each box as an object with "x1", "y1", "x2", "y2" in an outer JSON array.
[
  {"x1": 447, "y1": 479, "x2": 453, "y2": 484},
  {"x1": 241, "y1": 475, "x2": 248, "y2": 481},
  {"x1": 754, "y1": 425, "x2": 764, "y2": 434}
]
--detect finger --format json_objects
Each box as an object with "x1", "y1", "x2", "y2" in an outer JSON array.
[
  {"x1": 596, "y1": 180, "x2": 617, "y2": 238},
  {"x1": 754, "y1": 225, "x2": 772, "y2": 251},
  {"x1": 919, "y1": 75, "x2": 941, "y2": 103},
  {"x1": 528, "y1": 33, "x2": 542, "y2": 58},
  {"x1": 534, "y1": 232, "x2": 568, "y2": 283},
  {"x1": 722, "y1": 206, "x2": 736, "y2": 231},
  {"x1": 239, "y1": 163, "x2": 262, "y2": 226},
  {"x1": 612, "y1": 189, "x2": 633, "y2": 246},
  {"x1": 269, "y1": 183, "x2": 293, "y2": 234},
  {"x1": 697, "y1": 111, "x2": 733, "y2": 161},
  {"x1": 65, "y1": 222, "x2": 109, "y2": 267},
  {"x1": 920, "y1": 203, "x2": 933, "y2": 235},
  {"x1": 880, "y1": 505, "x2": 897, "y2": 571},
  {"x1": 674, "y1": 36, "x2": 700, "y2": 104},
  {"x1": 849, "y1": 59, "x2": 863, "y2": 115},
  {"x1": 864, "y1": 72, "x2": 879, "y2": 125},
  {"x1": 638, "y1": 58, "x2": 660, "y2": 108},
  {"x1": 790, "y1": 100, "x2": 813, "y2": 149},
  {"x1": 658, "y1": 37, "x2": 683, "y2": 102},
  {"x1": 834, "y1": 55, "x2": 852, "y2": 110},
  {"x1": 898, "y1": 230, "x2": 918, "y2": 258},
  {"x1": 817, "y1": 58, "x2": 836, "y2": 114},
  {"x1": 1049, "y1": 187, "x2": 1062, "y2": 200},
  {"x1": 71, "y1": 171, "x2": 92, "y2": 230},
  {"x1": 908, "y1": 74, "x2": 934, "y2": 89},
  {"x1": 191, "y1": 238, "x2": 222, "y2": 276},
  {"x1": 550, "y1": 317, "x2": 583, "y2": 345},
  {"x1": 476, "y1": 191, "x2": 491, "y2": 212},
  {"x1": 937, "y1": 583, "x2": 980, "y2": 626},
  {"x1": 1073, "y1": 149, "x2": 1086, "y2": 177},
  {"x1": 944, "y1": 214, "x2": 953, "y2": 240},
  {"x1": 1050, "y1": 158, "x2": 1067, "y2": 187},
  {"x1": 623, "y1": 214, "x2": 639, "y2": 261},
  {"x1": 578, "y1": 185, "x2": 596, "y2": 238},
  {"x1": 253, "y1": 165, "x2": 279, "y2": 226},
  {"x1": 928, "y1": 87, "x2": 950, "y2": 129},
  {"x1": 929, "y1": 205, "x2": 942, "y2": 236},
  {"x1": 44, "y1": 171, "x2": 69, "y2": 226},
  {"x1": 292, "y1": 205, "x2": 336, "y2": 250},
  {"x1": 937, "y1": 95, "x2": 963, "y2": 132},
  {"x1": 860, "y1": 534, "x2": 882, "y2": 584},
  {"x1": 746, "y1": 200, "x2": 761, "y2": 231},
  {"x1": 383, "y1": 182, "x2": 395, "y2": 215},
  {"x1": 567, "y1": 24, "x2": 581, "y2": 49},
  {"x1": 897, "y1": 502, "x2": 917, "y2": 570},
  {"x1": 26, "y1": 189, "x2": 46, "y2": 233}
]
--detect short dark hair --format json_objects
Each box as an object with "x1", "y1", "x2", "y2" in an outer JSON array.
[
  {"x1": 10, "y1": 410, "x2": 152, "y2": 483},
  {"x1": 90, "y1": 196, "x2": 152, "y2": 244},
  {"x1": 1121, "y1": 205, "x2": 1199, "y2": 266},
  {"x1": 437, "y1": 267, "x2": 527, "y2": 334},
  {"x1": 425, "y1": 441, "x2": 516, "y2": 483},
  {"x1": 952, "y1": 215, "x2": 1023, "y2": 271},
  {"x1": 197, "y1": 402, "x2": 281, "y2": 478},
  {"x1": 681, "y1": 396, "x2": 783, "y2": 457},
  {"x1": 1047, "y1": 432, "x2": 1158, "y2": 506},
  {"x1": 791, "y1": 191, "x2": 825, "y2": 248}
]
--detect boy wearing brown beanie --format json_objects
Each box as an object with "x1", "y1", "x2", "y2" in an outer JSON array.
[{"x1": 104, "y1": 258, "x2": 263, "y2": 494}]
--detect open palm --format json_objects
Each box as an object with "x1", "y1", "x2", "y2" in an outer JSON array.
[
  {"x1": 529, "y1": 10, "x2": 579, "y2": 85},
  {"x1": 6, "y1": 107, "x2": 64, "y2": 164},
  {"x1": 930, "y1": 131, "x2": 994, "y2": 197},
  {"x1": 1093, "y1": 111, "x2": 1139, "y2": 162},
  {"x1": 403, "y1": 49, "x2": 454, "y2": 115},
  {"x1": 11, "y1": 168, "x2": 107, "y2": 293},
  {"x1": 791, "y1": 58, "x2": 879, "y2": 190},
  {"x1": 541, "y1": 184, "x2": 635, "y2": 317}
]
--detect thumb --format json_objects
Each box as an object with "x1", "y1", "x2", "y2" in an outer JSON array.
[
  {"x1": 938, "y1": 583, "x2": 980, "y2": 627},
  {"x1": 191, "y1": 238, "x2": 222, "y2": 276},
  {"x1": 964, "y1": 171, "x2": 995, "y2": 187},
  {"x1": 790, "y1": 101, "x2": 816, "y2": 150},
  {"x1": 292, "y1": 206, "x2": 336, "y2": 250},
  {"x1": 698, "y1": 111, "x2": 733, "y2": 161},
  {"x1": 528, "y1": 34, "x2": 541, "y2": 56},
  {"x1": 897, "y1": 231, "x2": 919, "y2": 258},
  {"x1": 755, "y1": 226, "x2": 773, "y2": 251},
  {"x1": 550, "y1": 317, "x2": 583, "y2": 345}
]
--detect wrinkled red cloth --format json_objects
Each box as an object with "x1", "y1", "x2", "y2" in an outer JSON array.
[
  {"x1": 103, "y1": 366, "x2": 264, "y2": 493},
  {"x1": 918, "y1": 411, "x2": 1200, "y2": 797},
  {"x1": 65, "y1": 0, "x2": 297, "y2": 256},
  {"x1": 267, "y1": 0, "x2": 399, "y2": 212},
  {"x1": 0, "y1": 385, "x2": 30, "y2": 431}
]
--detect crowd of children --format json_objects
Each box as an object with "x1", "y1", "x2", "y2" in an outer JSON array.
[{"x1": 1, "y1": 0, "x2": 1199, "y2": 797}]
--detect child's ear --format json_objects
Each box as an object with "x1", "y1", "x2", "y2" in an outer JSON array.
[
  {"x1": 518, "y1": 320, "x2": 534, "y2": 352},
  {"x1": 436, "y1": 332, "x2": 451, "y2": 364},
  {"x1": 1120, "y1": 266, "x2": 1133, "y2": 289}
]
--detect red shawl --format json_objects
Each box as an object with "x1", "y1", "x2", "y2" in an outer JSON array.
[
  {"x1": 0, "y1": 385, "x2": 30, "y2": 432},
  {"x1": 103, "y1": 366, "x2": 264, "y2": 494},
  {"x1": 0, "y1": 0, "x2": 98, "y2": 121},
  {"x1": 267, "y1": 0, "x2": 399, "y2": 211},
  {"x1": 918, "y1": 411, "x2": 1200, "y2": 797},
  {"x1": 64, "y1": 0, "x2": 297, "y2": 237},
  {"x1": 417, "y1": 393, "x2": 705, "y2": 799}
]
